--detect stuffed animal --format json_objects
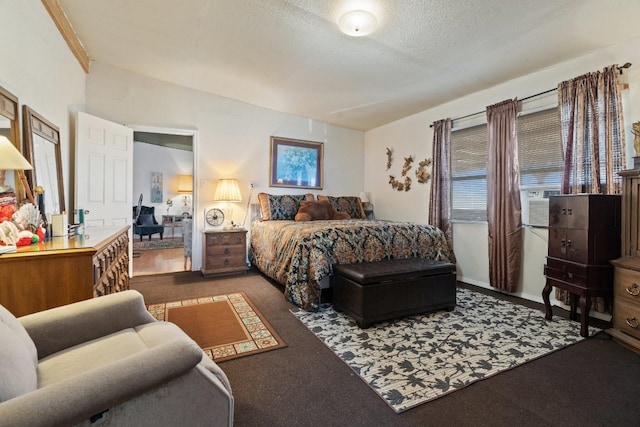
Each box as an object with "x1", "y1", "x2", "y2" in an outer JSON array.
[{"x1": 294, "y1": 200, "x2": 351, "y2": 221}]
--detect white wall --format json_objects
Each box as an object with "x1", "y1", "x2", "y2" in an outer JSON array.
[
  {"x1": 0, "y1": 1, "x2": 86, "y2": 213},
  {"x1": 86, "y1": 62, "x2": 364, "y2": 269},
  {"x1": 365, "y1": 38, "x2": 640, "y2": 310}
]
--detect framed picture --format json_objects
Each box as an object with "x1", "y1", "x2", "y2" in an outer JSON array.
[
  {"x1": 269, "y1": 137, "x2": 323, "y2": 189},
  {"x1": 150, "y1": 172, "x2": 163, "y2": 203}
]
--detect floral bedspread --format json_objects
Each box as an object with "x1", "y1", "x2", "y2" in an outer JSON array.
[{"x1": 249, "y1": 219, "x2": 455, "y2": 311}]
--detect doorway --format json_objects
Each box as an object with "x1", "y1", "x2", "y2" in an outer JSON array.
[{"x1": 129, "y1": 126, "x2": 197, "y2": 277}]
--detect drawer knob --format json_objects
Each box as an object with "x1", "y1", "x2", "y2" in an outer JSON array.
[
  {"x1": 224, "y1": 259, "x2": 229, "y2": 265},
  {"x1": 626, "y1": 317, "x2": 639, "y2": 329},
  {"x1": 224, "y1": 248, "x2": 230, "y2": 255},
  {"x1": 626, "y1": 283, "x2": 639, "y2": 296}
]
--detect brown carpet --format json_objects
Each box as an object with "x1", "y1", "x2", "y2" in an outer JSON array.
[
  {"x1": 131, "y1": 271, "x2": 640, "y2": 427},
  {"x1": 147, "y1": 292, "x2": 286, "y2": 362}
]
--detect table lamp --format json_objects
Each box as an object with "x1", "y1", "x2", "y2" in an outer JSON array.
[
  {"x1": 213, "y1": 178, "x2": 242, "y2": 230},
  {"x1": 0, "y1": 135, "x2": 35, "y2": 204},
  {"x1": 177, "y1": 174, "x2": 193, "y2": 214}
]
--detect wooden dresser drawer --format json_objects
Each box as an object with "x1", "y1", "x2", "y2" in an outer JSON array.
[
  {"x1": 614, "y1": 266, "x2": 640, "y2": 305},
  {"x1": 613, "y1": 298, "x2": 640, "y2": 340}
]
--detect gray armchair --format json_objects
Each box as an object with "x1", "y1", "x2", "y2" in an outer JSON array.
[{"x1": 0, "y1": 290, "x2": 233, "y2": 426}]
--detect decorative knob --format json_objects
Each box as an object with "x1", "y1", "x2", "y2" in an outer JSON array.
[{"x1": 626, "y1": 317, "x2": 639, "y2": 329}]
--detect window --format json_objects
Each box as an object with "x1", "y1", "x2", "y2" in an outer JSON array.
[
  {"x1": 451, "y1": 124, "x2": 487, "y2": 222},
  {"x1": 517, "y1": 108, "x2": 563, "y2": 188},
  {"x1": 450, "y1": 107, "x2": 563, "y2": 222}
]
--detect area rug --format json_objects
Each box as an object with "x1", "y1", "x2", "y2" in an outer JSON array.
[
  {"x1": 291, "y1": 287, "x2": 599, "y2": 413},
  {"x1": 148, "y1": 292, "x2": 286, "y2": 362},
  {"x1": 133, "y1": 238, "x2": 183, "y2": 251}
]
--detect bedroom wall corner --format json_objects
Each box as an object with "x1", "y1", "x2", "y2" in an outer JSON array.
[{"x1": 364, "y1": 38, "x2": 640, "y2": 308}]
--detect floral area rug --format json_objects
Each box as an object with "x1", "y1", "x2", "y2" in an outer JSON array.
[
  {"x1": 291, "y1": 287, "x2": 598, "y2": 413},
  {"x1": 148, "y1": 292, "x2": 286, "y2": 362}
]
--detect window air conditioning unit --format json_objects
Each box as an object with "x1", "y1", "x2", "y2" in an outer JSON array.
[{"x1": 523, "y1": 189, "x2": 560, "y2": 227}]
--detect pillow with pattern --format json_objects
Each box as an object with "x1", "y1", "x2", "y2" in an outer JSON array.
[
  {"x1": 257, "y1": 193, "x2": 315, "y2": 220},
  {"x1": 316, "y1": 195, "x2": 366, "y2": 219}
]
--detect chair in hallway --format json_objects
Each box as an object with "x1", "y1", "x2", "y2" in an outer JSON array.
[
  {"x1": 183, "y1": 217, "x2": 192, "y2": 270},
  {"x1": 132, "y1": 206, "x2": 164, "y2": 241}
]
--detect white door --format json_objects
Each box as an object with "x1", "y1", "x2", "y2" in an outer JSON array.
[{"x1": 75, "y1": 111, "x2": 133, "y2": 228}]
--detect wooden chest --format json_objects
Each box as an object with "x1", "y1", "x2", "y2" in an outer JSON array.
[{"x1": 332, "y1": 258, "x2": 457, "y2": 328}]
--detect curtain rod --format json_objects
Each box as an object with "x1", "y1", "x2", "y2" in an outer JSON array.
[{"x1": 429, "y1": 62, "x2": 632, "y2": 128}]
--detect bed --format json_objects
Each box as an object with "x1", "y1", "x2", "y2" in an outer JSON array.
[{"x1": 249, "y1": 216, "x2": 455, "y2": 311}]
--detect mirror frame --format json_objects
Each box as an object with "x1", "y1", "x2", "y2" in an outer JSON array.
[
  {"x1": 0, "y1": 85, "x2": 26, "y2": 204},
  {"x1": 22, "y1": 105, "x2": 65, "y2": 214}
]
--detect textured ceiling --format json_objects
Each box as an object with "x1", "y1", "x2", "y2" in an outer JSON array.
[{"x1": 58, "y1": 0, "x2": 640, "y2": 131}]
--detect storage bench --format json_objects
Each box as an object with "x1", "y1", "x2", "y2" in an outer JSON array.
[{"x1": 331, "y1": 258, "x2": 457, "y2": 328}]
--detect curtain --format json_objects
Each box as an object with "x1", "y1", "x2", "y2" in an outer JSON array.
[
  {"x1": 556, "y1": 64, "x2": 626, "y2": 310},
  {"x1": 486, "y1": 99, "x2": 522, "y2": 292},
  {"x1": 559, "y1": 65, "x2": 626, "y2": 195},
  {"x1": 428, "y1": 118, "x2": 454, "y2": 253}
]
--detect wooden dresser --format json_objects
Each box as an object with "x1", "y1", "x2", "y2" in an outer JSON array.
[
  {"x1": 542, "y1": 194, "x2": 621, "y2": 337},
  {"x1": 201, "y1": 229, "x2": 248, "y2": 276},
  {"x1": 608, "y1": 169, "x2": 640, "y2": 353},
  {"x1": 0, "y1": 226, "x2": 129, "y2": 317}
]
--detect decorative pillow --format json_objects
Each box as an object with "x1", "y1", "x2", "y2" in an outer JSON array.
[
  {"x1": 137, "y1": 214, "x2": 155, "y2": 226},
  {"x1": 294, "y1": 200, "x2": 351, "y2": 221},
  {"x1": 0, "y1": 304, "x2": 38, "y2": 402},
  {"x1": 317, "y1": 195, "x2": 366, "y2": 219},
  {"x1": 257, "y1": 193, "x2": 314, "y2": 220}
]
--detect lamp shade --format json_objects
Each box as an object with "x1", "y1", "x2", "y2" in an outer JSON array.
[
  {"x1": 177, "y1": 175, "x2": 193, "y2": 193},
  {"x1": 213, "y1": 178, "x2": 242, "y2": 202},
  {"x1": 338, "y1": 10, "x2": 378, "y2": 37},
  {"x1": 0, "y1": 136, "x2": 33, "y2": 170}
]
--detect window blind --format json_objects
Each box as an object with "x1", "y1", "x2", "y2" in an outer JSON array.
[
  {"x1": 517, "y1": 108, "x2": 563, "y2": 188},
  {"x1": 451, "y1": 124, "x2": 487, "y2": 222}
]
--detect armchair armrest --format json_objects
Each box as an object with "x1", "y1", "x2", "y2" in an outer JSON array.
[
  {"x1": 0, "y1": 339, "x2": 203, "y2": 427},
  {"x1": 19, "y1": 290, "x2": 156, "y2": 359}
]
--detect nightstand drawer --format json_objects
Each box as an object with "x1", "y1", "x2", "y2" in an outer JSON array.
[
  {"x1": 205, "y1": 255, "x2": 246, "y2": 270},
  {"x1": 206, "y1": 233, "x2": 245, "y2": 247},
  {"x1": 208, "y1": 245, "x2": 245, "y2": 257}
]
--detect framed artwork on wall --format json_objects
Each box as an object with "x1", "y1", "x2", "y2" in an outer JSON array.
[
  {"x1": 150, "y1": 172, "x2": 163, "y2": 203},
  {"x1": 269, "y1": 136, "x2": 323, "y2": 189}
]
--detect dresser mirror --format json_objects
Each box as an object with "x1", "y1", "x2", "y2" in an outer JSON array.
[
  {"x1": 23, "y1": 106, "x2": 65, "y2": 214},
  {"x1": 0, "y1": 85, "x2": 25, "y2": 203}
]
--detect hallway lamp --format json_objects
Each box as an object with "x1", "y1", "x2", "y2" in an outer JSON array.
[
  {"x1": 177, "y1": 174, "x2": 193, "y2": 214},
  {"x1": 0, "y1": 136, "x2": 35, "y2": 204},
  {"x1": 213, "y1": 178, "x2": 242, "y2": 230}
]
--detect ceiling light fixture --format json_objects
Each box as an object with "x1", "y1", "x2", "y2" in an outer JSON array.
[{"x1": 338, "y1": 10, "x2": 378, "y2": 37}]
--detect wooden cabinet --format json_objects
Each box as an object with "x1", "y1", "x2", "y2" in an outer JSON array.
[
  {"x1": 543, "y1": 194, "x2": 621, "y2": 337},
  {"x1": 0, "y1": 227, "x2": 129, "y2": 317},
  {"x1": 608, "y1": 169, "x2": 640, "y2": 352},
  {"x1": 201, "y1": 229, "x2": 248, "y2": 276}
]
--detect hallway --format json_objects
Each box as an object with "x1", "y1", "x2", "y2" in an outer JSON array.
[{"x1": 132, "y1": 247, "x2": 189, "y2": 276}]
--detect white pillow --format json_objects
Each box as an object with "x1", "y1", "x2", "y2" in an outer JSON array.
[{"x1": 0, "y1": 304, "x2": 38, "y2": 402}]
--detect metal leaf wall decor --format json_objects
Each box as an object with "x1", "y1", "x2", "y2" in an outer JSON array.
[{"x1": 385, "y1": 147, "x2": 431, "y2": 191}]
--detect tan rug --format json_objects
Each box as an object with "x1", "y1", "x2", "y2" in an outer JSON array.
[{"x1": 147, "y1": 292, "x2": 286, "y2": 362}]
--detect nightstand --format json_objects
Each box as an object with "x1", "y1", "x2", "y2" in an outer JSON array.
[{"x1": 201, "y1": 229, "x2": 248, "y2": 276}]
